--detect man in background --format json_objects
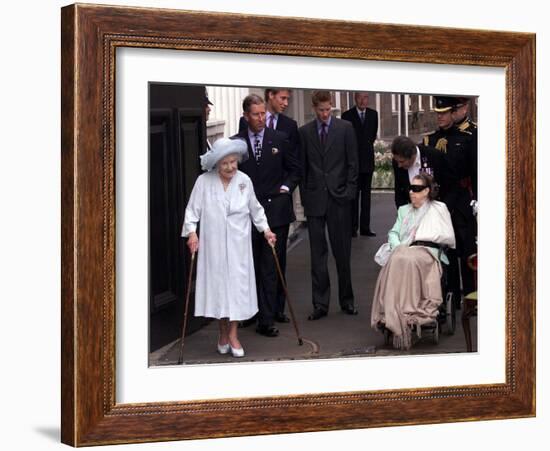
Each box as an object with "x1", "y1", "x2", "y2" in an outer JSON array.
[
  {"x1": 451, "y1": 96, "x2": 478, "y2": 201},
  {"x1": 423, "y1": 95, "x2": 477, "y2": 303},
  {"x1": 391, "y1": 135, "x2": 454, "y2": 208},
  {"x1": 342, "y1": 91, "x2": 378, "y2": 237}
]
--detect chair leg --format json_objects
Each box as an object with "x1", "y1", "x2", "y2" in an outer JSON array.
[{"x1": 462, "y1": 299, "x2": 475, "y2": 352}]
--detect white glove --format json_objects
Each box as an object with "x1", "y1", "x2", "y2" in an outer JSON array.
[{"x1": 470, "y1": 200, "x2": 478, "y2": 217}]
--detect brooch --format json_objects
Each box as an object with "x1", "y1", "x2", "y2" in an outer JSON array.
[
  {"x1": 272, "y1": 147, "x2": 279, "y2": 155},
  {"x1": 239, "y1": 183, "x2": 246, "y2": 193}
]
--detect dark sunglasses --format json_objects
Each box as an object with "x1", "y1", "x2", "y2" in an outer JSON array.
[{"x1": 409, "y1": 185, "x2": 428, "y2": 193}]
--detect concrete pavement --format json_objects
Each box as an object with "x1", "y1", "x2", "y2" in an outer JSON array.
[{"x1": 150, "y1": 192, "x2": 477, "y2": 367}]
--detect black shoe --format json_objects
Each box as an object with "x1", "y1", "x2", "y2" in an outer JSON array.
[
  {"x1": 256, "y1": 325, "x2": 279, "y2": 337},
  {"x1": 360, "y1": 230, "x2": 376, "y2": 237},
  {"x1": 238, "y1": 317, "x2": 256, "y2": 328},
  {"x1": 351, "y1": 230, "x2": 358, "y2": 237},
  {"x1": 341, "y1": 305, "x2": 359, "y2": 315},
  {"x1": 308, "y1": 309, "x2": 327, "y2": 321},
  {"x1": 275, "y1": 312, "x2": 290, "y2": 323}
]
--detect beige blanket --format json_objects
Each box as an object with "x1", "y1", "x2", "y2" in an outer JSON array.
[{"x1": 371, "y1": 245, "x2": 443, "y2": 349}]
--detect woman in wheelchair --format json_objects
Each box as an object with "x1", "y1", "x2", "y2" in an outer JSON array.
[{"x1": 371, "y1": 173, "x2": 455, "y2": 349}]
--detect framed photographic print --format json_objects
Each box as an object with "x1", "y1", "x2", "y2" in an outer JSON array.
[{"x1": 61, "y1": 3, "x2": 535, "y2": 446}]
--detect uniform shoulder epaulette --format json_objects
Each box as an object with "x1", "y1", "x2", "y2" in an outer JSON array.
[
  {"x1": 459, "y1": 120, "x2": 477, "y2": 132},
  {"x1": 458, "y1": 128, "x2": 473, "y2": 136},
  {"x1": 423, "y1": 131, "x2": 436, "y2": 146}
]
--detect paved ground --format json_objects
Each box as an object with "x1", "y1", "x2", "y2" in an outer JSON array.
[{"x1": 150, "y1": 192, "x2": 477, "y2": 367}]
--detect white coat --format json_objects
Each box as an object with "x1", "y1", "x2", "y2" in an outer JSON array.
[{"x1": 181, "y1": 170, "x2": 269, "y2": 320}]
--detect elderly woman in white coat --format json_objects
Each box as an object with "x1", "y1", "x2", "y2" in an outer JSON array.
[
  {"x1": 182, "y1": 138, "x2": 276, "y2": 358},
  {"x1": 371, "y1": 173, "x2": 455, "y2": 350}
]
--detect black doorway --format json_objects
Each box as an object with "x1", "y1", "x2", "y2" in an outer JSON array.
[{"x1": 149, "y1": 83, "x2": 209, "y2": 353}]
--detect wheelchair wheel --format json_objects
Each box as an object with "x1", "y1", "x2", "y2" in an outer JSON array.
[
  {"x1": 384, "y1": 328, "x2": 392, "y2": 346},
  {"x1": 433, "y1": 321, "x2": 439, "y2": 344},
  {"x1": 445, "y1": 292, "x2": 456, "y2": 335}
]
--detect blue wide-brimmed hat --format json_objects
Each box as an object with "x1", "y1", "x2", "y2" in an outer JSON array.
[{"x1": 200, "y1": 137, "x2": 249, "y2": 172}]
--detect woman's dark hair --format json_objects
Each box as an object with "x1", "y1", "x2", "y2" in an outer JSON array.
[{"x1": 412, "y1": 172, "x2": 439, "y2": 200}]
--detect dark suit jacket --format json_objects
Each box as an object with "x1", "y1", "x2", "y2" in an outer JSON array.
[
  {"x1": 298, "y1": 117, "x2": 359, "y2": 217},
  {"x1": 235, "y1": 127, "x2": 301, "y2": 228},
  {"x1": 392, "y1": 144, "x2": 456, "y2": 209},
  {"x1": 239, "y1": 114, "x2": 300, "y2": 159},
  {"x1": 341, "y1": 107, "x2": 378, "y2": 173}
]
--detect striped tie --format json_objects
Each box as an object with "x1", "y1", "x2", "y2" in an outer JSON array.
[{"x1": 254, "y1": 134, "x2": 262, "y2": 163}]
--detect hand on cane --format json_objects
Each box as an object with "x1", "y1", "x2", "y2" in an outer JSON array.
[
  {"x1": 187, "y1": 232, "x2": 199, "y2": 254},
  {"x1": 264, "y1": 229, "x2": 277, "y2": 247}
]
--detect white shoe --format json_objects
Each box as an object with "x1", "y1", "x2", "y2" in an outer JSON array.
[
  {"x1": 217, "y1": 343, "x2": 230, "y2": 355},
  {"x1": 230, "y1": 345, "x2": 245, "y2": 358}
]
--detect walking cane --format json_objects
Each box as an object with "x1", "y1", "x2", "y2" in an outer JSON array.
[
  {"x1": 178, "y1": 251, "x2": 196, "y2": 364},
  {"x1": 270, "y1": 244, "x2": 303, "y2": 346}
]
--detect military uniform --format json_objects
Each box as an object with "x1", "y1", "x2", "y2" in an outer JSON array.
[
  {"x1": 455, "y1": 115, "x2": 478, "y2": 200},
  {"x1": 423, "y1": 124, "x2": 476, "y2": 214},
  {"x1": 424, "y1": 96, "x2": 477, "y2": 297}
]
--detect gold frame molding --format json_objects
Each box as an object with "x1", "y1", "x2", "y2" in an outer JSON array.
[{"x1": 61, "y1": 3, "x2": 536, "y2": 446}]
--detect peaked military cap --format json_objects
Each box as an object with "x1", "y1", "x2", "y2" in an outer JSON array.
[
  {"x1": 204, "y1": 88, "x2": 213, "y2": 106},
  {"x1": 433, "y1": 96, "x2": 460, "y2": 113}
]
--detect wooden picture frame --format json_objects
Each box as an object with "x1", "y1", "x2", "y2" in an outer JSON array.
[{"x1": 61, "y1": 3, "x2": 535, "y2": 446}]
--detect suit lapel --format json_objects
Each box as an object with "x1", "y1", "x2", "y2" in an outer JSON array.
[
  {"x1": 324, "y1": 119, "x2": 337, "y2": 153},
  {"x1": 239, "y1": 130, "x2": 258, "y2": 178},
  {"x1": 261, "y1": 129, "x2": 273, "y2": 165},
  {"x1": 274, "y1": 114, "x2": 282, "y2": 132},
  {"x1": 308, "y1": 121, "x2": 323, "y2": 156},
  {"x1": 352, "y1": 108, "x2": 363, "y2": 129},
  {"x1": 243, "y1": 131, "x2": 256, "y2": 162}
]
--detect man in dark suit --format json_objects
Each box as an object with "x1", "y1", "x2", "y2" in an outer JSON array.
[
  {"x1": 391, "y1": 135, "x2": 455, "y2": 208},
  {"x1": 299, "y1": 91, "x2": 359, "y2": 320},
  {"x1": 239, "y1": 88, "x2": 300, "y2": 324},
  {"x1": 235, "y1": 94, "x2": 301, "y2": 337},
  {"x1": 341, "y1": 91, "x2": 378, "y2": 237}
]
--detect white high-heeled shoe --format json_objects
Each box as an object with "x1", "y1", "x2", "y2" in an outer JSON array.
[
  {"x1": 230, "y1": 345, "x2": 245, "y2": 358},
  {"x1": 217, "y1": 343, "x2": 230, "y2": 355}
]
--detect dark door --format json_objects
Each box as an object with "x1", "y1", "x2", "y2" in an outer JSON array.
[{"x1": 149, "y1": 83, "x2": 208, "y2": 353}]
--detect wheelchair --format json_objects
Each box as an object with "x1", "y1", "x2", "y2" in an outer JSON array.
[{"x1": 380, "y1": 244, "x2": 457, "y2": 347}]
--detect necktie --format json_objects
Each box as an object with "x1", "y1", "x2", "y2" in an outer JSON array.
[
  {"x1": 254, "y1": 134, "x2": 262, "y2": 162},
  {"x1": 360, "y1": 111, "x2": 365, "y2": 124},
  {"x1": 268, "y1": 115, "x2": 275, "y2": 129},
  {"x1": 320, "y1": 122, "x2": 328, "y2": 145}
]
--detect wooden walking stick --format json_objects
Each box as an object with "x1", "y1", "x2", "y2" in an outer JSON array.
[
  {"x1": 178, "y1": 251, "x2": 196, "y2": 364},
  {"x1": 270, "y1": 244, "x2": 303, "y2": 346}
]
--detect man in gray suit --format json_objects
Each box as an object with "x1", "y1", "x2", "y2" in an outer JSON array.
[{"x1": 299, "y1": 91, "x2": 359, "y2": 320}]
